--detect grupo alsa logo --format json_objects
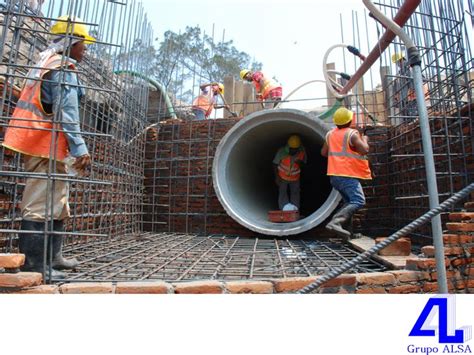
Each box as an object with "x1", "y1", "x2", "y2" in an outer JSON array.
[{"x1": 408, "y1": 296, "x2": 472, "y2": 354}]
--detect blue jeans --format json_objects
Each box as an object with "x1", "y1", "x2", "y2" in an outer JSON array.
[
  {"x1": 193, "y1": 109, "x2": 206, "y2": 120},
  {"x1": 330, "y1": 176, "x2": 365, "y2": 208}
]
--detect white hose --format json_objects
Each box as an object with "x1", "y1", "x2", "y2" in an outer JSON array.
[
  {"x1": 274, "y1": 79, "x2": 326, "y2": 108},
  {"x1": 322, "y1": 44, "x2": 351, "y2": 99}
]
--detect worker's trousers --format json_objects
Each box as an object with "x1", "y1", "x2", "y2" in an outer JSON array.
[
  {"x1": 278, "y1": 179, "x2": 300, "y2": 210},
  {"x1": 329, "y1": 176, "x2": 365, "y2": 209},
  {"x1": 20, "y1": 155, "x2": 70, "y2": 221}
]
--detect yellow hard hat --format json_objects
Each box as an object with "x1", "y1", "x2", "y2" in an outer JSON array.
[
  {"x1": 51, "y1": 15, "x2": 96, "y2": 44},
  {"x1": 333, "y1": 107, "x2": 354, "y2": 126},
  {"x1": 391, "y1": 52, "x2": 405, "y2": 63},
  {"x1": 240, "y1": 69, "x2": 251, "y2": 80},
  {"x1": 287, "y1": 135, "x2": 301, "y2": 149},
  {"x1": 218, "y1": 83, "x2": 224, "y2": 95}
]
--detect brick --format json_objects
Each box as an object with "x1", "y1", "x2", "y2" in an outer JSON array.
[
  {"x1": 388, "y1": 285, "x2": 421, "y2": 294},
  {"x1": 356, "y1": 287, "x2": 386, "y2": 294},
  {"x1": 0, "y1": 272, "x2": 42, "y2": 288},
  {"x1": 449, "y1": 212, "x2": 474, "y2": 222},
  {"x1": 430, "y1": 270, "x2": 461, "y2": 281},
  {"x1": 59, "y1": 283, "x2": 114, "y2": 294},
  {"x1": 406, "y1": 258, "x2": 450, "y2": 270},
  {"x1": 463, "y1": 268, "x2": 474, "y2": 277},
  {"x1": 456, "y1": 279, "x2": 474, "y2": 289},
  {"x1": 225, "y1": 281, "x2": 273, "y2": 294},
  {"x1": 273, "y1": 277, "x2": 318, "y2": 293},
  {"x1": 115, "y1": 282, "x2": 172, "y2": 294},
  {"x1": 356, "y1": 272, "x2": 396, "y2": 286},
  {"x1": 446, "y1": 222, "x2": 474, "y2": 232},
  {"x1": 173, "y1": 281, "x2": 223, "y2": 294},
  {"x1": 464, "y1": 202, "x2": 474, "y2": 212},
  {"x1": 376, "y1": 237, "x2": 411, "y2": 256},
  {"x1": 388, "y1": 270, "x2": 430, "y2": 283},
  {"x1": 422, "y1": 245, "x2": 473, "y2": 257},
  {"x1": 443, "y1": 234, "x2": 474, "y2": 245},
  {"x1": 0, "y1": 254, "x2": 25, "y2": 269},
  {"x1": 320, "y1": 275, "x2": 356, "y2": 288},
  {"x1": 451, "y1": 258, "x2": 473, "y2": 267},
  {"x1": 423, "y1": 281, "x2": 457, "y2": 293},
  {"x1": 14, "y1": 285, "x2": 60, "y2": 294}
]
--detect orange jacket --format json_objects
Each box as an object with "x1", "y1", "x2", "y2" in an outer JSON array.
[
  {"x1": 327, "y1": 127, "x2": 372, "y2": 180},
  {"x1": 277, "y1": 149, "x2": 305, "y2": 182},
  {"x1": 3, "y1": 54, "x2": 72, "y2": 161},
  {"x1": 252, "y1": 71, "x2": 281, "y2": 100}
]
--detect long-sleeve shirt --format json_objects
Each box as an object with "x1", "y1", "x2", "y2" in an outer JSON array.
[{"x1": 41, "y1": 61, "x2": 89, "y2": 157}]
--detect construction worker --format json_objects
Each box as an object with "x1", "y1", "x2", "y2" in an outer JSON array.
[
  {"x1": 392, "y1": 52, "x2": 426, "y2": 118},
  {"x1": 240, "y1": 69, "x2": 282, "y2": 108},
  {"x1": 320, "y1": 107, "x2": 372, "y2": 241},
  {"x1": 192, "y1": 82, "x2": 226, "y2": 120},
  {"x1": 273, "y1": 134, "x2": 306, "y2": 211},
  {"x1": 2, "y1": 15, "x2": 95, "y2": 278}
]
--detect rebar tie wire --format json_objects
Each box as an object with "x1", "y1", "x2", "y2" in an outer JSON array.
[{"x1": 297, "y1": 182, "x2": 474, "y2": 294}]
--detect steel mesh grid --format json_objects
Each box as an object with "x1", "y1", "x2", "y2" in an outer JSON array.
[{"x1": 60, "y1": 233, "x2": 387, "y2": 282}]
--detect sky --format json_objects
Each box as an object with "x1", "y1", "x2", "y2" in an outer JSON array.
[{"x1": 139, "y1": 0, "x2": 382, "y2": 110}]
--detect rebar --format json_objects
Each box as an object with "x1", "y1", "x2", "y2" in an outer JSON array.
[
  {"x1": 0, "y1": 0, "x2": 153, "y2": 258},
  {"x1": 61, "y1": 233, "x2": 386, "y2": 282},
  {"x1": 298, "y1": 182, "x2": 474, "y2": 294}
]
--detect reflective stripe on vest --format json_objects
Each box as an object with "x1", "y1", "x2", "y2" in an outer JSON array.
[
  {"x1": 278, "y1": 150, "x2": 305, "y2": 182},
  {"x1": 327, "y1": 127, "x2": 372, "y2": 180},
  {"x1": 2, "y1": 54, "x2": 74, "y2": 161}
]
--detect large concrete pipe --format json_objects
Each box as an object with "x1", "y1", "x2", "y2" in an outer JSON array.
[{"x1": 213, "y1": 108, "x2": 341, "y2": 236}]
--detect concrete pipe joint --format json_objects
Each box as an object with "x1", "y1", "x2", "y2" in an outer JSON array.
[{"x1": 213, "y1": 108, "x2": 341, "y2": 236}]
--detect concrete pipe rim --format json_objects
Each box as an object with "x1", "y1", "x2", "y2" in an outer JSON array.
[{"x1": 213, "y1": 108, "x2": 341, "y2": 236}]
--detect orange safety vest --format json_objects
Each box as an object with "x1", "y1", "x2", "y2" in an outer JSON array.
[
  {"x1": 253, "y1": 72, "x2": 280, "y2": 100},
  {"x1": 327, "y1": 127, "x2": 372, "y2": 180},
  {"x1": 278, "y1": 150, "x2": 305, "y2": 182},
  {"x1": 192, "y1": 94, "x2": 214, "y2": 117},
  {"x1": 3, "y1": 54, "x2": 73, "y2": 161}
]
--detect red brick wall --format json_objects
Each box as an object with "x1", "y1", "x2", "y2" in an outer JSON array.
[{"x1": 144, "y1": 118, "x2": 254, "y2": 236}]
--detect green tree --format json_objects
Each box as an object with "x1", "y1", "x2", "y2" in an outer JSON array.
[{"x1": 153, "y1": 26, "x2": 262, "y2": 102}]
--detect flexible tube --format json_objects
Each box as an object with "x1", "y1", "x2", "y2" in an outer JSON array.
[{"x1": 114, "y1": 70, "x2": 177, "y2": 120}]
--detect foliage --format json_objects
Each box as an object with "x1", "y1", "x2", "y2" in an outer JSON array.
[{"x1": 118, "y1": 26, "x2": 262, "y2": 103}]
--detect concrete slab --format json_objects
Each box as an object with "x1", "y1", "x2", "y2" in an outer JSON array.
[{"x1": 349, "y1": 236, "x2": 417, "y2": 270}]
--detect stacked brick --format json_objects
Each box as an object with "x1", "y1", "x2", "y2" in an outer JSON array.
[
  {"x1": 2, "y1": 267, "x2": 464, "y2": 294},
  {"x1": 144, "y1": 118, "x2": 253, "y2": 236},
  {"x1": 0, "y1": 254, "x2": 45, "y2": 293},
  {"x1": 382, "y1": 112, "x2": 473, "y2": 243},
  {"x1": 405, "y1": 195, "x2": 474, "y2": 293}
]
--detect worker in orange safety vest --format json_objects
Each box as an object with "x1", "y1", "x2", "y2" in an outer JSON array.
[
  {"x1": 273, "y1": 134, "x2": 306, "y2": 211},
  {"x1": 2, "y1": 15, "x2": 95, "y2": 279},
  {"x1": 192, "y1": 83, "x2": 227, "y2": 120},
  {"x1": 392, "y1": 52, "x2": 429, "y2": 119},
  {"x1": 240, "y1": 69, "x2": 282, "y2": 108},
  {"x1": 320, "y1": 107, "x2": 372, "y2": 241}
]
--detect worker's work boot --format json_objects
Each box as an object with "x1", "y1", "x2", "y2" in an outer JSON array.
[
  {"x1": 50, "y1": 220, "x2": 79, "y2": 270},
  {"x1": 325, "y1": 204, "x2": 359, "y2": 242},
  {"x1": 18, "y1": 220, "x2": 66, "y2": 279}
]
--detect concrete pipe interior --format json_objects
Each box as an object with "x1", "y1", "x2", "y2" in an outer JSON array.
[{"x1": 213, "y1": 108, "x2": 341, "y2": 236}]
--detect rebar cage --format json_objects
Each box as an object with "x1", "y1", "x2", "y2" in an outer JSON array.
[
  {"x1": 0, "y1": 0, "x2": 153, "y2": 252},
  {"x1": 0, "y1": 0, "x2": 472, "y2": 282}
]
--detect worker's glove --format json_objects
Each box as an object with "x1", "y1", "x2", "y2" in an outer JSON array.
[{"x1": 72, "y1": 154, "x2": 91, "y2": 175}]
